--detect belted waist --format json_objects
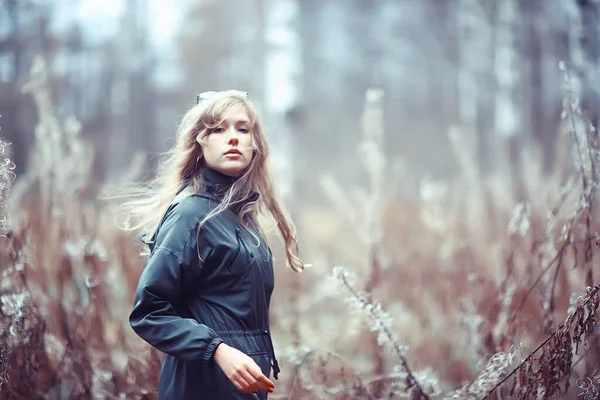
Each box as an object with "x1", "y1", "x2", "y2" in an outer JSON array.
[{"x1": 215, "y1": 329, "x2": 281, "y2": 379}]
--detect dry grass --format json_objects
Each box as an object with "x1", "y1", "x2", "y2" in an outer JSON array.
[{"x1": 0, "y1": 56, "x2": 599, "y2": 399}]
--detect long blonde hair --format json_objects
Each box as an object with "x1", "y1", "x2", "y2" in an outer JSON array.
[{"x1": 113, "y1": 91, "x2": 304, "y2": 272}]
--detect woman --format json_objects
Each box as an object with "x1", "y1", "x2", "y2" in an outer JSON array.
[{"x1": 119, "y1": 90, "x2": 305, "y2": 399}]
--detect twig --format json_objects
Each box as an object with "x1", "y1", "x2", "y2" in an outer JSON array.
[
  {"x1": 338, "y1": 272, "x2": 431, "y2": 400},
  {"x1": 547, "y1": 234, "x2": 568, "y2": 329},
  {"x1": 511, "y1": 194, "x2": 592, "y2": 321},
  {"x1": 52, "y1": 284, "x2": 94, "y2": 388},
  {"x1": 485, "y1": 282, "x2": 600, "y2": 397}
]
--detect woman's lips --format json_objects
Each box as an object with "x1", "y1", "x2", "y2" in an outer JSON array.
[{"x1": 224, "y1": 149, "x2": 242, "y2": 156}]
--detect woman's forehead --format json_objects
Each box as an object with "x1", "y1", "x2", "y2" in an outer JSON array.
[
  {"x1": 204, "y1": 103, "x2": 252, "y2": 125},
  {"x1": 220, "y1": 104, "x2": 250, "y2": 123}
]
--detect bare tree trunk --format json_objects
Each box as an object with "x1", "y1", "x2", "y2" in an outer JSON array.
[
  {"x1": 525, "y1": 2, "x2": 542, "y2": 150},
  {"x1": 456, "y1": 0, "x2": 484, "y2": 140},
  {"x1": 493, "y1": 0, "x2": 523, "y2": 200},
  {"x1": 3, "y1": 0, "x2": 24, "y2": 176},
  {"x1": 525, "y1": 1, "x2": 558, "y2": 173},
  {"x1": 254, "y1": 0, "x2": 266, "y2": 105},
  {"x1": 455, "y1": 0, "x2": 493, "y2": 175},
  {"x1": 263, "y1": 0, "x2": 303, "y2": 351},
  {"x1": 264, "y1": 0, "x2": 301, "y2": 199},
  {"x1": 579, "y1": 0, "x2": 599, "y2": 129},
  {"x1": 362, "y1": 3, "x2": 387, "y2": 394},
  {"x1": 7, "y1": 0, "x2": 21, "y2": 82},
  {"x1": 564, "y1": 0, "x2": 586, "y2": 104},
  {"x1": 454, "y1": 0, "x2": 491, "y2": 251}
]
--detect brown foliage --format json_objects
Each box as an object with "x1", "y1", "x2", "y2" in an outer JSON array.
[{"x1": 1, "y1": 57, "x2": 600, "y2": 400}]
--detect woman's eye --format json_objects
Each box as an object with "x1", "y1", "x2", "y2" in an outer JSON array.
[
  {"x1": 211, "y1": 127, "x2": 224, "y2": 133},
  {"x1": 239, "y1": 128, "x2": 249, "y2": 133}
]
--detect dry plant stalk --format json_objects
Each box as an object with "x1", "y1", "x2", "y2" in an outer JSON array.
[
  {"x1": 494, "y1": 282, "x2": 599, "y2": 399},
  {"x1": 0, "y1": 138, "x2": 16, "y2": 238},
  {"x1": 319, "y1": 87, "x2": 399, "y2": 396},
  {"x1": 0, "y1": 113, "x2": 17, "y2": 394},
  {"x1": 444, "y1": 62, "x2": 600, "y2": 400},
  {"x1": 3, "y1": 52, "x2": 600, "y2": 400},
  {"x1": 360, "y1": 88, "x2": 388, "y2": 393},
  {"x1": 0, "y1": 56, "x2": 162, "y2": 399},
  {"x1": 331, "y1": 266, "x2": 437, "y2": 399}
]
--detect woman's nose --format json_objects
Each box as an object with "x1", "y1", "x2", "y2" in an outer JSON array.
[
  {"x1": 226, "y1": 127, "x2": 240, "y2": 142},
  {"x1": 228, "y1": 134, "x2": 239, "y2": 145}
]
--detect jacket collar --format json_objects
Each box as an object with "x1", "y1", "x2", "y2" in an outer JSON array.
[
  {"x1": 201, "y1": 167, "x2": 238, "y2": 196},
  {"x1": 194, "y1": 167, "x2": 260, "y2": 212},
  {"x1": 141, "y1": 168, "x2": 258, "y2": 248}
]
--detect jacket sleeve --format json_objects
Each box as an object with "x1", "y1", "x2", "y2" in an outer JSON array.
[{"x1": 128, "y1": 207, "x2": 223, "y2": 364}]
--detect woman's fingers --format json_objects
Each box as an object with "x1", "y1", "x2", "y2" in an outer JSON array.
[
  {"x1": 245, "y1": 366, "x2": 275, "y2": 393},
  {"x1": 235, "y1": 363, "x2": 273, "y2": 394},
  {"x1": 247, "y1": 378, "x2": 274, "y2": 394},
  {"x1": 239, "y1": 377, "x2": 270, "y2": 394},
  {"x1": 255, "y1": 373, "x2": 275, "y2": 390},
  {"x1": 229, "y1": 372, "x2": 250, "y2": 393}
]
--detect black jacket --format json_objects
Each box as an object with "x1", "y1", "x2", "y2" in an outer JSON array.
[{"x1": 129, "y1": 168, "x2": 280, "y2": 399}]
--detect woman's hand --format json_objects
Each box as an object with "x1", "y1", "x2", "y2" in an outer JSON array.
[{"x1": 213, "y1": 343, "x2": 275, "y2": 394}]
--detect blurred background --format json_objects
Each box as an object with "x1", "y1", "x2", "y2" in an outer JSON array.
[
  {"x1": 3, "y1": 0, "x2": 598, "y2": 191},
  {"x1": 1, "y1": 0, "x2": 600, "y2": 399}
]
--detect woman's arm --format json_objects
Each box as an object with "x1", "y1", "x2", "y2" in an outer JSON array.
[{"x1": 129, "y1": 207, "x2": 223, "y2": 364}]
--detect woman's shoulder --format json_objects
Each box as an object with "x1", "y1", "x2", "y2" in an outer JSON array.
[
  {"x1": 151, "y1": 196, "x2": 210, "y2": 254},
  {"x1": 164, "y1": 195, "x2": 212, "y2": 226}
]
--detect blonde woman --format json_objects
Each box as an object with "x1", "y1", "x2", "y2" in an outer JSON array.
[{"x1": 121, "y1": 90, "x2": 305, "y2": 399}]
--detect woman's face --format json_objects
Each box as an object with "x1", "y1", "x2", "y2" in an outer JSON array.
[{"x1": 196, "y1": 104, "x2": 255, "y2": 178}]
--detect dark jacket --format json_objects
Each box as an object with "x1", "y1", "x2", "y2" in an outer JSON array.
[{"x1": 129, "y1": 168, "x2": 280, "y2": 400}]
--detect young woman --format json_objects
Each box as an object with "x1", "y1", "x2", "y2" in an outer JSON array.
[{"x1": 119, "y1": 90, "x2": 305, "y2": 399}]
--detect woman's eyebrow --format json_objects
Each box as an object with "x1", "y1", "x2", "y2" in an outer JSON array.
[{"x1": 216, "y1": 117, "x2": 250, "y2": 126}]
